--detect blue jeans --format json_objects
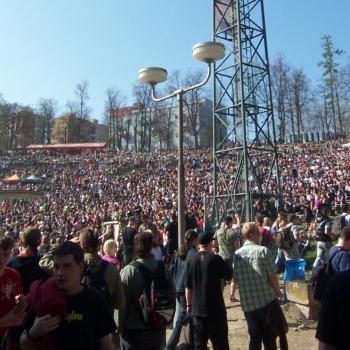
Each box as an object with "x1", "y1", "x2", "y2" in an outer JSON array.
[
  {"x1": 275, "y1": 248, "x2": 285, "y2": 268},
  {"x1": 313, "y1": 241, "x2": 333, "y2": 268},
  {"x1": 244, "y1": 305, "x2": 271, "y2": 350},
  {"x1": 165, "y1": 293, "x2": 186, "y2": 350}
]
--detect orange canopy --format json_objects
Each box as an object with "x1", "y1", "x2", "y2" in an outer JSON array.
[{"x1": 1, "y1": 174, "x2": 21, "y2": 184}]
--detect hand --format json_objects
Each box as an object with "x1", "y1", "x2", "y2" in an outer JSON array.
[
  {"x1": 1, "y1": 308, "x2": 26, "y2": 327},
  {"x1": 14, "y1": 294, "x2": 27, "y2": 314},
  {"x1": 29, "y1": 314, "x2": 61, "y2": 339}
]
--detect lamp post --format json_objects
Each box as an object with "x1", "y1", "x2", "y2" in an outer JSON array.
[{"x1": 138, "y1": 41, "x2": 225, "y2": 248}]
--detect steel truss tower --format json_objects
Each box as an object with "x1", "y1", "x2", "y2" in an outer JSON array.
[{"x1": 206, "y1": 0, "x2": 282, "y2": 229}]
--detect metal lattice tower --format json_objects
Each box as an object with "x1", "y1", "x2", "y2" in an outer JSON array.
[{"x1": 206, "y1": 0, "x2": 282, "y2": 228}]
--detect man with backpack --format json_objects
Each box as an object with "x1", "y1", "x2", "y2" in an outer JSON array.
[
  {"x1": 312, "y1": 205, "x2": 333, "y2": 274},
  {"x1": 333, "y1": 203, "x2": 350, "y2": 239},
  {"x1": 329, "y1": 226, "x2": 350, "y2": 273},
  {"x1": 119, "y1": 230, "x2": 175, "y2": 350}
]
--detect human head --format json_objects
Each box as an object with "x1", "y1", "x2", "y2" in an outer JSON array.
[
  {"x1": 103, "y1": 239, "x2": 117, "y2": 257},
  {"x1": 340, "y1": 227, "x2": 350, "y2": 249},
  {"x1": 197, "y1": 231, "x2": 216, "y2": 246},
  {"x1": 224, "y1": 216, "x2": 233, "y2": 227},
  {"x1": 242, "y1": 222, "x2": 260, "y2": 244},
  {"x1": 21, "y1": 227, "x2": 41, "y2": 252},
  {"x1": 0, "y1": 236, "x2": 14, "y2": 272},
  {"x1": 52, "y1": 241, "x2": 85, "y2": 294},
  {"x1": 184, "y1": 229, "x2": 198, "y2": 245},
  {"x1": 263, "y1": 217, "x2": 271, "y2": 227},
  {"x1": 141, "y1": 214, "x2": 150, "y2": 224},
  {"x1": 53, "y1": 241, "x2": 84, "y2": 265},
  {"x1": 288, "y1": 214, "x2": 297, "y2": 224},
  {"x1": 134, "y1": 231, "x2": 153, "y2": 257},
  {"x1": 79, "y1": 227, "x2": 99, "y2": 253},
  {"x1": 255, "y1": 214, "x2": 264, "y2": 226}
]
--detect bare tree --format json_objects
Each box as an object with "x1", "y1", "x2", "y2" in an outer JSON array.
[
  {"x1": 37, "y1": 98, "x2": 58, "y2": 144},
  {"x1": 104, "y1": 87, "x2": 127, "y2": 150}
]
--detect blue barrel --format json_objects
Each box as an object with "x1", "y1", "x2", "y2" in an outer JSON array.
[{"x1": 284, "y1": 259, "x2": 306, "y2": 282}]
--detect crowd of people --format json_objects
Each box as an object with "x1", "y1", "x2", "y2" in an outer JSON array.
[{"x1": 1, "y1": 139, "x2": 350, "y2": 349}]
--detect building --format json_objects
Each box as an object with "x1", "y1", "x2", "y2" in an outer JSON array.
[{"x1": 110, "y1": 98, "x2": 216, "y2": 151}]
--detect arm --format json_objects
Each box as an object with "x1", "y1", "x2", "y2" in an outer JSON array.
[
  {"x1": 99, "y1": 334, "x2": 115, "y2": 350},
  {"x1": 234, "y1": 214, "x2": 241, "y2": 229},
  {"x1": 268, "y1": 273, "x2": 283, "y2": 299},
  {"x1": 185, "y1": 287, "x2": 192, "y2": 314}
]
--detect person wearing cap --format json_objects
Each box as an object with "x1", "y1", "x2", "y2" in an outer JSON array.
[
  {"x1": 214, "y1": 216, "x2": 240, "y2": 302},
  {"x1": 184, "y1": 231, "x2": 232, "y2": 349},
  {"x1": 233, "y1": 222, "x2": 285, "y2": 350}
]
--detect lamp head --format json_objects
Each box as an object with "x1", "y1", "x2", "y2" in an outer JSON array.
[
  {"x1": 192, "y1": 41, "x2": 225, "y2": 63},
  {"x1": 138, "y1": 67, "x2": 168, "y2": 85}
]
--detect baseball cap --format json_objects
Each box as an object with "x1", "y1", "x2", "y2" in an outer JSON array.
[{"x1": 198, "y1": 231, "x2": 216, "y2": 245}]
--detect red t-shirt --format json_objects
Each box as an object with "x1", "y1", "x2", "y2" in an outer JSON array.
[
  {"x1": 0, "y1": 267, "x2": 23, "y2": 336},
  {"x1": 258, "y1": 226, "x2": 273, "y2": 249}
]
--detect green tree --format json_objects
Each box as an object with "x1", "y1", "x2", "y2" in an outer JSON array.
[{"x1": 318, "y1": 34, "x2": 345, "y2": 136}]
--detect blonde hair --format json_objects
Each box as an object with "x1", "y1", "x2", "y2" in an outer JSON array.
[
  {"x1": 242, "y1": 222, "x2": 258, "y2": 240},
  {"x1": 263, "y1": 217, "x2": 271, "y2": 227},
  {"x1": 103, "y1": 239, "x2": 117, "y2": 256}
]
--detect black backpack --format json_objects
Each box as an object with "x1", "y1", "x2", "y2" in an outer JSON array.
[
  {"x1": 82, "y1": 260, "x2": 110, "y2": 304},
  {"x1": 311, "y1": 248, "x2": 343, "y2": 301},
  {"x1": 333, "y1": 214, "x2": 347, "y2": 239},
  {"x1": 131, "y1": 260, "x2": 176, "y2": 327},
  {"x1": 276, "y1": 225, "x2": 294, "y2": 250}
]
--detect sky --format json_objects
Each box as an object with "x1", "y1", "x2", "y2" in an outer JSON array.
[{"x1": 0, "y1": 0, "x2": 349, "y2": 123}]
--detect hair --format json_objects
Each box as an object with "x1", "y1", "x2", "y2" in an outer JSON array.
[
  {"x1": 255, "y1": 214, "x2": 264, "y2": 226},
  {"x1": 79, "y1": 227, "x2": 99, "y2": 252},
  {"x1": 263, "y1": 217, "x2": 272, "y2": 227},
  {"x1": 0, "y1": 236, "x2": 14, "y2": 251},
  {"x1": 53, "y1": 241, "x2": 84, "y2": 265},
  {"x1": 177, "y1": 229, "x2": 198, "y2": 260},
  {"x1": 141, "y1": 213, "x2": 149, "y2": 220},
  {"x1": 288, "y1": 214, "x2": 297, "y2": 223},
  {"x1": 103, "y1": 239, "x2": 117, "y2": 256},
  {"x1": 319, "y1": 204, "x2": 331, "y2": 217},
  {"x1": 341, "y1": 203, "x2": 349, "y2": 213},
  {"x1": 340, "y1": 226, "x2": 350, "y2": 241},
  {"x1": 241, "y1": 222, "x2": 258, "y2": 240},
  {"x1": 134, "y1": 231, "x2": 153, "y2": 257}
]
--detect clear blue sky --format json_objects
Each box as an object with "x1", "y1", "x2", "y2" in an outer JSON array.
[{"x1": 0, "y1": 0, "x2": 349, "y2": 122}]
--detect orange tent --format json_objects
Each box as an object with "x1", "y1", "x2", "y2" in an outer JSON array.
[{"x1": 1, "y1": 174, "x2": 21, "y2": 184}]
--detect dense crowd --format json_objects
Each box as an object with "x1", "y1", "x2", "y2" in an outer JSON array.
[{"x1": 1, "y1": 139, "x2": 350, "y2": 245}]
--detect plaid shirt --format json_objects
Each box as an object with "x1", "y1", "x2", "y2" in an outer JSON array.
[{"x1": 233, "y1": 240, "x2": 276, "y2": 312}]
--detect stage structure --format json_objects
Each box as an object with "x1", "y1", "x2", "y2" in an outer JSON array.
[{"x1": 205, "y1": 0, "x2": 282, "y2": 229}]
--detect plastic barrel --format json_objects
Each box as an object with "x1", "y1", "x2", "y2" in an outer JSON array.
[{"x1": 284, "y1": 259, "x2": 306, "y2": 282}]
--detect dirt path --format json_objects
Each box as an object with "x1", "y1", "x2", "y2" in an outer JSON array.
[{"x1": 167, "y1": 284, "x2": 319, "y2": 349}]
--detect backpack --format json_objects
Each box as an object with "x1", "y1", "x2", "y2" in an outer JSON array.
[
  {"x1": 131, "y1": 260, "x2": 176, "y2": 327},
  {"x1": 311, "y1": 248, "x2": 343, "y2": 301},
  {"x1": 333, "y1": 214, "x2": 347, "y2": 239},
  {"x1": 276, "y1": 225, "x2": 294, "y2": 250},
  {"x1": 82, "y1": 260, "x2": 110, "y2": 304}
]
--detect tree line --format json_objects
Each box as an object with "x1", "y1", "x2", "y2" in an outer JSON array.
[{"x1": 0, "y1": 35, "x2": 349, "y2": 151}]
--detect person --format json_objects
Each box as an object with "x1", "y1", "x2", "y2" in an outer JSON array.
[
  {"x1": 138, "y1": 214, "x2": 160, "y2": 243},
  {"x1": 0, "y1": 236, "x2": 27, "y2": 350},
  {"x1": 6, "y1": 227, "x2": 50, "y2": 349},
  {"x1": 166, "y1": 229, "x2": 198, "y2": 350},
  {"x1": 328, "y1": 226, "x2": 350, "y2": 273},
  {"x1": 119, "y1": 230, "x2": 175, "y2": 350},
  {"x1": 256, "y1": 214, "x2": 274, "y2": 250},
  {"x1": 120, "y1": 216, "x2": 138, "y2": 267},
  {"x1": 312, "y1": 205, "x2": 333, "y2": 275},
  {"x1": 281, "y1": 214, "x2": 301, "y2": 261},
  {"x1": 316, "y1": 269, "x2": 350, "y2": 350},
  {"x1": 102, "y1": 239, "x2": 121, "y2": 271},
  {"x1": 184, "y1": 231, "x2": 232, "y2": 350},
  {"x1": 214, "y1": 216, "x2": 240, "y2": 302},
  {"x1": 233, "y1": 222, "x2": 286, "y2": 350},
  {"x1": 165, "y1": 214, "x2": 178, "y2": 257},
  {"x1": 20, "y1": 241, "x2": 117, "y2": 350},
  {"x1": 273, "y1": 213, "x2": 288, "y2": 268}
]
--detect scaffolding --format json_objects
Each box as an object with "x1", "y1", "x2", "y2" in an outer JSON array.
[{"x1": 206, "y1": 0, "x2": 282, "y2": 230}]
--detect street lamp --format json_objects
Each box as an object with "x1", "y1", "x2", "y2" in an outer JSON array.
[{"x1": 138, "y1": 41, "x2": 225, "y2": 248}]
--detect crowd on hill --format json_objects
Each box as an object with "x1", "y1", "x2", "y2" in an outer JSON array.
[{"x1": 1, "y1": 139, "x2": 350, "y2": 245}]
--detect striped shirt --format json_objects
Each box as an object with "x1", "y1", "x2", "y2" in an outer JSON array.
[{"x1": 233, "y1": 241, "x2": 276, "y2": 312}]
